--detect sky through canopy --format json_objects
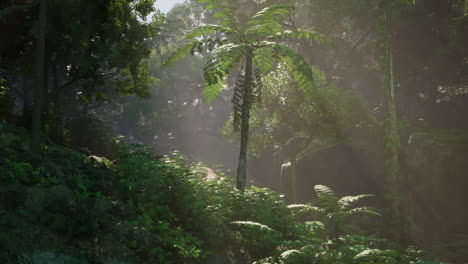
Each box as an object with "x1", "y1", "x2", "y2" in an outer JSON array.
[{"x1": 155, "y1": 0, "x2": 186, "y2": 13}]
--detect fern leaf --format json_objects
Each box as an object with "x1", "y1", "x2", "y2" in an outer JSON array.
[
  {"x1": 354, "y1": 249, "x2": 399, "y2": 263},
  {"x1": 231, "y1": 221, "x2": 275, "y2": 232},
  {"x1": 246, "y1": 5, "x2": 294, "y2": 37},
  {"x1": 203, "y1": 80, "x2": 225, "y2": 105},
  {"x1": 346, "y1": 206, "x2": 381, "y2": 217},
  {"x1": 271, "y1": 29, "x2": 334, "y2": 47},
  {"x1": 249, "y1": 5, "x2": 294, "y2": 26},
  {"x1": 313, "y1": 184, "x2": 340, "y2": 212},
  {"x1": 305, "y1": 221, "x2": 326, "y2": 232},
  {"x1": 187, "y1": 24, "x2": 237, "y2": 39},
  {"x1": 164, "y1": 41, "x2": 201, "y2": 66},
  {"x1": 256, "y1": 41, "x2": 315, "y2": 95},
  {"x1": 339, "y1": 194, "x2": 375, "y2": 210},
  {"x1": 287, "y1": 204, "x2": 326, "y2": 215},
  {"x1": 253, "y1": 48, "x2": 277, "y2": 74},
  {"x1": 203, "y1": 43, "x2": 247, "y2": 86},
  {"x1": 280, "y1": 249, "x2": 307, "y2": 262},
  {"x1": 197, "y1": 0, "x2": 239, "y2": 29}
]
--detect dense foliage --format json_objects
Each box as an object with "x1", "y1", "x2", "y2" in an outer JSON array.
[{"x1": 0, "y1": 122, "x2": 449, "y2": 263}]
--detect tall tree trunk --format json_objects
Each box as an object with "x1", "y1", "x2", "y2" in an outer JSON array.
[
  {"x1": 384, "y1": 7, "x2": 405, "y2": 242},
  {"x1": 236, "y1": 49, "x2": 253, "y2": 192},
  {"x1": 31, "y1": 0, "x2": 47, "y2": 153}
]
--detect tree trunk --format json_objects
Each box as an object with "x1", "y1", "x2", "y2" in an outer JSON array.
[
  {"x1": 236, "y1": 49, "x2": 253, "y2": 193},
  {"x1": 290, "y1": 154, "x2": 298, "y2": 204},
  {"x1": 384, "y1": 7, "x2": 405, "y2": 242},
  {"x1": 31, "y1": 0, "x2": 47, "y2": 153}
]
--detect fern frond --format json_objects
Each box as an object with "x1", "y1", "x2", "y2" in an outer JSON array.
[
  {"x1": 164, "y1": 41, "x2": 201, "y2": 66},
  {"x1": 305, "y1": 221, "x2": 326, "y2": 233},
  {"x1": 314, "y1": 184, "x2": 340, "y2": 212},
  {"x1": 271, "y1": 29, "x2": 334, "y2": 47},
  {"x1": 203, "y1": 43, "x2": 247, "y2": 86},
  {"x1": 231, "y1": 221, "x2": 275, "y2": 232},
  {"x1": 202, "y1": 44, "x2": 247, "y2": 104},
  {"x1": 251, "y1": 4, "x2": 294, "y2": 21},
  {"x1": 253, "y1": 48, "x2": 277, "y2": 74},
  {"x1": 339, "y1": 194, "x2": 375, "y2": 210},
  {"x1": 246, "y1": 5, "x2": 294, "y2": 37},
  {"x1": 287, "y1": 204, "x2": 326, "y2": 215},
  {"x1": 198, "y1": 0, "x2": 239, "y2": 29},
  {"x1": 203, "y1": 80, "x2": 225, "y2": 105},
  {"x1": 256, "y1": 41, "x2": 315, "y2": 95},
  {"x1": 346, "y1": 206, "x2": 381, "y2": 217},
  {"x1": 280, "y1": 249, "x2": 306, "y2": 262},
  {"x1": 354, "y1": 249, "x2": 399, "y2": 263},
  {"x1": 186, "y1": 24, "x2": 237, "y2": 39}
]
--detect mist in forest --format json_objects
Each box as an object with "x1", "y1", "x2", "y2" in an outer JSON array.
[
  {"x1": 133, "y1": 0, "x2": 468, "y2": 251},
  {"x1": 1, "y1": 0, "x2": 467, "y2": 263},
  {"x1": 122, "y1": 0, "x2": 468, "y2": 237}
]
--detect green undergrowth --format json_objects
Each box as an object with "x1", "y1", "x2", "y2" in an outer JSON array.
[{"x1": 0, "y1": 122, "x2": 447, "y2": 263}]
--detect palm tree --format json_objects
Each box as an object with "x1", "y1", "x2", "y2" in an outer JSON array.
[{"x1": 165, "y1": 0, "x2": 330, "y2": 192}]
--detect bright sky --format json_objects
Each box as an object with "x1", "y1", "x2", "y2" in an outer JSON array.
[{"x1": 155, "y1": 0, "x2": 186, "y2": 13}]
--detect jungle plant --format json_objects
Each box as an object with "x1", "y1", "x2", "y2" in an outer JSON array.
[
  {"x1": 288, "y1": 184, "x2": 380, "y2": 240},
  {"x1": 165, "y1": 0, "x2": 331, "y2": 192}
]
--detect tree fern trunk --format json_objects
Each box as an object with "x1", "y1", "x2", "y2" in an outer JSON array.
[
  {"x1": 31, "y1": 0, "x2": 47, "y2": 153},
  {"x1": 236, "y1": 49, "x2": 253, "y2": 193}
]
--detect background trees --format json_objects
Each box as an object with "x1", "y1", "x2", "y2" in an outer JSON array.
[{"x1": 0, "y1": 0, "x2": 159, "y2": 149}]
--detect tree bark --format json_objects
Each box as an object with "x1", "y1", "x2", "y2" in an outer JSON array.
[
  {"x1": 236, "y1": 49, "x2": 253, "y2": 193},
  {"x1": 31, "y1": 0, "x2": 47, "y2": 153}
]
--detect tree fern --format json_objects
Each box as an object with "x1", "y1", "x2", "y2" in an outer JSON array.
[{"x1": 164, "y1": 1, "x2": 331, "y2": 192}]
